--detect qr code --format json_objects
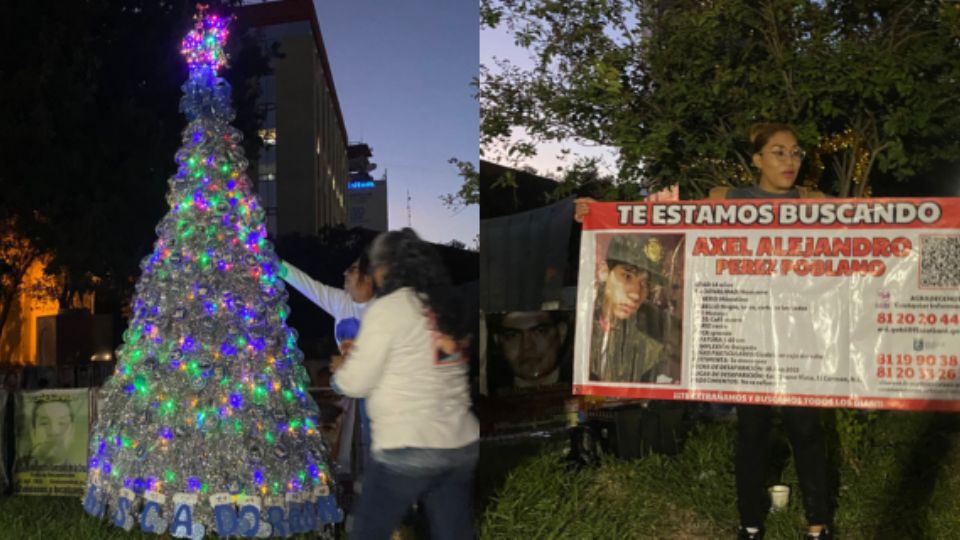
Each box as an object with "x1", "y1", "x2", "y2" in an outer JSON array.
[{"x1": 920, "y1": 236, "x2": 960, "y2": 288}]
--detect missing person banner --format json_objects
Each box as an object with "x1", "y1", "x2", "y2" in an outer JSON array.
[
  {"x1": 14, "y1": 388, "x2": 91, "y2": 496},
  {"x1": 574, "y1": 198, "x2": 960, "y2": 411}
]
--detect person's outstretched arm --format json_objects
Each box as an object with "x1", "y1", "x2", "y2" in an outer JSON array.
[{"x1": 280, "y1": 260, "x2": 353, "y2": 317}]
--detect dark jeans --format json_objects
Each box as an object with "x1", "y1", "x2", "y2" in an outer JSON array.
[
  {"x1": 736, "y1": 405, "x2": 829, "y2": 527},
  {"x1": 351, "y1": 442, "x2": 478, "y2": 540},
  {"x1": 358, "y1": 398, "x2": 372, "y2": 474}
]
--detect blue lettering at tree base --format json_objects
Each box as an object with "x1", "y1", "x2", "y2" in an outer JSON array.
[
  {"x1": 113, "y1": 494, "x2": 135, "y2": 531},
  {"x1": 265, "y1": 505, "x2": 288, "y2": 537},
  {"x1": 214, "y1": 504, "x2": 239, "y2": 536},
  {"x1": 83, "y1": 484, "x2": 107, "y2": 519},
  {"x1": 141, "y1": 500, "x2": 169, "y2": 534}
]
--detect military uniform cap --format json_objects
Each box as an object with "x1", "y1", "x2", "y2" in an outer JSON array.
[{"x1": 605, "y1": 235, "x2": 667, "y2": 285}]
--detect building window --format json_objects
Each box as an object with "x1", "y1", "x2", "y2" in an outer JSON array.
[{"x1": 258, "y1": 128, "x2": 277, "y2": 146}]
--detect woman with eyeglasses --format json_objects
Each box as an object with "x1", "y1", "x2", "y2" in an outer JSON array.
[
  {"x1": 331, "y1": 228, "x2": 478, "y2": 540},
  {"x1": 572, "y1": 123, "x2": 832, "y2": 539},
  {"x1": 280, "y1": 252, "x2": 376, "y2": 516},
  {"x1": 710, "y1": 123, "x2": 832, "y2": 540}
]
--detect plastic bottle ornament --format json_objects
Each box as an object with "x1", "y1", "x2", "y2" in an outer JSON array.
[
  {"x1": 200, "y1": 318, "x2": 216, "y2": 334},
  {"x1": 226, "y1": 478, "x2": 244, "y2": 496}
]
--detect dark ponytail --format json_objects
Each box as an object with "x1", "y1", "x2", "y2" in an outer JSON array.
[{"x1": 370, "y1": 229, "x2": 469, "y2": 341}]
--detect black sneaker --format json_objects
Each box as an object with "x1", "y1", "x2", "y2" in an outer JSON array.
[
  {"x1": 803, "y1": 527, "x2": 833, "y2": 540},
  {"x1": 737, "y1": 526, "x2": 765, "y2": 540}
]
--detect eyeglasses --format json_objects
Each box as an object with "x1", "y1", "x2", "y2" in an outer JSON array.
[{"x1": 760, "y1": 148, "x2": 806, "y2": 162}]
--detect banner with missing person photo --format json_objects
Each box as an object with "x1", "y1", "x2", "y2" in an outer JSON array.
[
  {"x1": 483, "y1": 311, "x2": 575, "y2": 396},
  {"x1": 574, "y1": 198, "x2": 960, "y2": 411},
  {"x1": 14, "y1": 388, "x2": 91, "y2": 496}
]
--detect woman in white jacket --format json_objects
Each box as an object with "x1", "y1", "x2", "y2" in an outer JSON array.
[{"x1": 332, "y1": 228, "x2": 479, "y2": 540}]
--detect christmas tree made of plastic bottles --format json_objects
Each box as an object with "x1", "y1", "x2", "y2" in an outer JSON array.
[{"x1": 82, "y1": 8, "x2": 342, "y2": 538}]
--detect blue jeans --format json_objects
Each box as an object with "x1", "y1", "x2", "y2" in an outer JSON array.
[{"x1": 351, "y1": 442, "x2": 478, "y2": 540}]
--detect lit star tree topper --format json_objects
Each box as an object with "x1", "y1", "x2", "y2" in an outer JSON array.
[{"x1": 82, "y1": 7, "x2": 342, "y2": 538}]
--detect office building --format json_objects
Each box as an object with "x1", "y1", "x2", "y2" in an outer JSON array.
[
  {"x1": 238, "y1": 0, "x2": 349, "y2": 237},
  {"x1": 345, "y1": 143, "x2": 388, "y2": 232}
]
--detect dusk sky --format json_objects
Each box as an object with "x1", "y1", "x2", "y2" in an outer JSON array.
[
  {"x1": 480, "y1": 23, "x2": 618, "y2": 179},
  {"x1": 314, "y1": 1, "x2": 479, "y2": 246}
]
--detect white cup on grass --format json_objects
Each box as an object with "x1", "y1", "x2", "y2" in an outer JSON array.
[{"x1": 768, "y1": 485, "x2": 790, "y2": 511}]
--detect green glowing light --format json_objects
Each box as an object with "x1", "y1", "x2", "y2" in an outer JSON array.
[{"x1": 134, "y1": 375, "x2": 149, "y2": 395}]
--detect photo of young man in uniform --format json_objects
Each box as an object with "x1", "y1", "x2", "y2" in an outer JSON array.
[{"x1": 590, "y1": 234, "x2": 684, "y2": 384}]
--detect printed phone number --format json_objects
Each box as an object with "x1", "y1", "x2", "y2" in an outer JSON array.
[
  {"x1": 876, "y1": 353, "x2": 959, "y2": 381},
  {"x1": 876, "y1": 313, "x2": 960, "y2": 326}
]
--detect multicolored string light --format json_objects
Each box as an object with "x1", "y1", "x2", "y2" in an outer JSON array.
[{"x1": 84, "y1": 7, "x2": 339, "y2": 534}]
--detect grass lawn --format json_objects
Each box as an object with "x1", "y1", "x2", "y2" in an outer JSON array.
[
  {"x1": 481, "y1": 410, "x2": 960, "y2": 539},
  {"x1": 5, "y1": 410, "x2": 960, "y2": 539}
]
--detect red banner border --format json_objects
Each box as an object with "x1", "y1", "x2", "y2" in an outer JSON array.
[{"x1": 573, "y1": 385, "x2": 960, "y2": 412}]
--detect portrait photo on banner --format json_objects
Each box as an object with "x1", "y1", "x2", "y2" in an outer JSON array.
[
  {"x1": 14, "y1": 389, "x2": 90, "y2": 496},
  {"x1": 588, "y1": 233, "x2": 685, "y2": 385},
  {"x1": 484, "y1": 310, "x2": 575, "y2": 395},
  {"x1": 16, "y1": 391, "x2": 89, "y2": 469}
]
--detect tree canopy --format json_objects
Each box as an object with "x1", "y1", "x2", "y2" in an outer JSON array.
[{"x1": 481, "y1": 0, "x2": 960, "y2": 199}]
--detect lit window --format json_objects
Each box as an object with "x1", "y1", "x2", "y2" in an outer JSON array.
[{"x1": 258, "y1": 128, "x2": 277, "y2": 146}]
